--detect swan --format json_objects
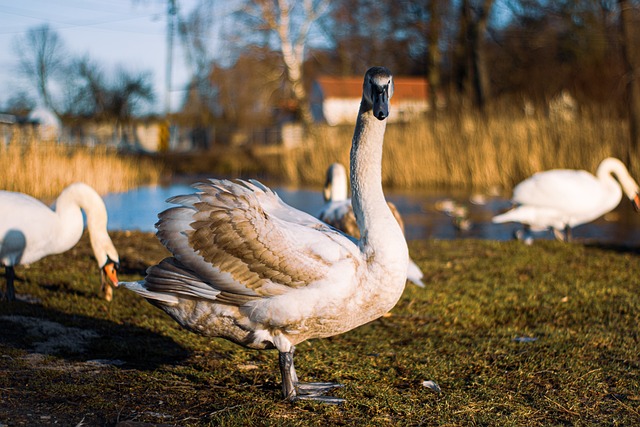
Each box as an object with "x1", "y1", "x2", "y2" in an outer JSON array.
[
  {"x1": 119, "y1": 67, "x2": 408, "y2": 403},
  {"x1": 0, "y1": 182, "x2": 120, "y2": 301},
  {"x1": 492, "y1": 157, "x2": 640, "y2": 243},
  {"x1": 317, "y1": 162, "x2": 425, "y2": 287}
]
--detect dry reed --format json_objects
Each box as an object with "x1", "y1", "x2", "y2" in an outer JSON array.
[
  {"x1": 279, "y1": 110, "x2": 633, "y2": 192},
  {"x1": 0, "y1": 139, "x2": 162, "y2": 201}
]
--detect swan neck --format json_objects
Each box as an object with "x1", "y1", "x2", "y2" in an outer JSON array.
[
  {"x1": 56, "y1": 183, "x2": 119, "y2": 266},
  {"x1": 350, "y1": 108, "x2": 386, "y2": 228},
  {"x1": 597, "y1": 158, "x2": 639, "y2": 199},
  {"x1": 350, "y1": 103, "x2": 405, "y2": 257}
]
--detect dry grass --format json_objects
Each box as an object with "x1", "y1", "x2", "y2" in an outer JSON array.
[
  {"x1": 277, "y1": 110, "x2": 632, "y2": 191},
  {"x1": 3, "y1": 109, "x2": 631, "y2": 199},
  {"x1": 0, "y1": 139, "x2": 163, "y2": 200}
]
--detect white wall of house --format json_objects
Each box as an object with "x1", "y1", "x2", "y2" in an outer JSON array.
[
  {"x1": 321, "y1": 99, "x2": 361, "y2": 125},
  {"x1": 320, "y1": 98, "x2": 429, "y2": 125}
]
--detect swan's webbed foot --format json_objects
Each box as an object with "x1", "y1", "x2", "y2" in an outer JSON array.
[
  {"x1": 294, "y1": 382, "x2": 345, "y2": 404},
  {"x1": 279, "y1": 348, "x2": 345, "y2": 404}
]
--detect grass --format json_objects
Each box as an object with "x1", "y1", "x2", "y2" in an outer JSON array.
[
  {"x1": 0, "y1": 141, "x2": 163, "y2": 199},
  {"x1": 2, "y1": 109, "x2": 633, "y2": 197},
  {"x1": 1, "y1": 232, "x2": 640, "y2": 426},
  {"x1": 268, "y1": 110, "x2": 633, "y2": 190}
]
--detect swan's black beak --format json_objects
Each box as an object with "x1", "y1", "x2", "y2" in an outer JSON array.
[
  {"x1": 372, "y1": 86, "x2": 390, "y2": 121},
  {"x1": 632, "y1": 193, "x2": 640, "y2": 212},
  {"x1": 100, "y1": 258, "x2": 120, "y2": 302}
]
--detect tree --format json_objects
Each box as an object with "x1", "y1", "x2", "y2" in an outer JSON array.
[
  {"x1": 322, "y1": 0, "x2": 427, "y2": 76},
  {"x1": 3, "y1": 90, "x2": 36, "y2": 116},
  {"x1": 64, "y1": 55, "x2": 154, "y2": 123},
  {"x1": 619, "y1": 0, "x2": 640, "y2": 166},
  {"x1": 177, "y1": 0, "x2": 218, "y2": 125},
  {"x1": 13, "y1": 24, "x2": 66, "y2": 114},
  {"x1": 237, "y1": 0, "x2": 331, "y2": 126},
  {"x1": 453, "y1": 0, "x2": 494, "y2": 109},
  {"x1": 209, "y1": 48, "x2": 283, "y2": 128},
  {"x1": 402, "y1": 0, "x2": 453, "y2": 111}
]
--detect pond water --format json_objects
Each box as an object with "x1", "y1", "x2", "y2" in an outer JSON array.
[{"x1": 103, "y1": 182, "x2": 640, "y2": 246}]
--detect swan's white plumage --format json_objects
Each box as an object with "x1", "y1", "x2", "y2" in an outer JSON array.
[
  {"x1": 0, "y1": 182, "x2": 119, "y2": 300},
  {"x1": 317, "y1": 162, "x2": 424, "y2": 287},
  {"x1": 493, "y1": 157, "x2": 640, "y2": 237},
  {"x1": 120, "y1": 67, "x2": 407, "y2": 401}
]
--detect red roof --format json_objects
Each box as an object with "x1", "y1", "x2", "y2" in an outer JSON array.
[{"x1": 315, "y1": 75, "x2": 429, "y2": 102}]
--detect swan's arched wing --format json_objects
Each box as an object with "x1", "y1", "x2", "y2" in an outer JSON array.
[
  {"x1": 149, "y1": 179, "x2": 361, "y2": 305},
  {"x1": 512, "y1": 169, "x2": 608, "y2": 212}
]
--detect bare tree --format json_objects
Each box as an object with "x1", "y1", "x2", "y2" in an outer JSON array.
[
  {"x1": 177, "y1": 0, "x2": 218, "y2": 124},
  {"x1": 239, "y1": 0, "x2": 330, "y2": 126},
  {"x1": 453, "y1": 0, "x2": 494, "y2": 109},
  {"x1": 13, "y1": 24, "x2": 66, "y2": 114},
  {"x1": 473, "y1": 0, "x2": 494, "y2": 109},
  {"x1": 619, "y1": 0, "x2": 640, "y2": 166},
  {"x1": 427, "y1": 0, "x2": 444, "y2": 111},
  {"x1": 65, "y1": 55, "x2": 154, "y2": 125},
  {"x1": 3, "y1": 90, "x2": 36, "y2": 116}
]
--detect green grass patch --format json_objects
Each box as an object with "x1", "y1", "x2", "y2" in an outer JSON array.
[{"x1": 1, "y1": 233, "x2": 639, "y2": 426}]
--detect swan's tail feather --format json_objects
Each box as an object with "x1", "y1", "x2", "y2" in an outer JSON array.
[
  {"x1": 492, "y1": 210, "x2": 517, "y2": 224},
  {"x1": 118, "y1": 280, "x2": 180, "y2": 305},
  {"x1": 407, "y1": 259, "x2": 425, "y2": 288}
]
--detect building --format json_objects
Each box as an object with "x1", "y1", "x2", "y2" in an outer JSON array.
[{"x1": 310, "y1": 75, "x2": 430, "y2": 125}]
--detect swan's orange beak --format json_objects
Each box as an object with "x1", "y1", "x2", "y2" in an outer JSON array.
[
  {"x1": 100, "y1": 261, "x2": 119, "y2": 302},
  {"x1": 633, "y1": 193, "x2": 640, "y2": 212}
]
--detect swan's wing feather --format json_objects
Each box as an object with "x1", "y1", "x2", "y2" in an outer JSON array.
[
  {"x1": 151, "y1": 179, "x2": 360, "y2": 304},
  {"x1": 512, "y1": 169, "x2": 606, "y2": 212}
]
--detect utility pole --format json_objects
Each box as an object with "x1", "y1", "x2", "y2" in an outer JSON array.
[{"x1": 165, "y1": 0, "x2": 177, "y2": 116}]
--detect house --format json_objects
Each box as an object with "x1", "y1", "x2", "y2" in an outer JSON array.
[{"x1": 311, "y1": 74, "x2": 430, "y2": 125}]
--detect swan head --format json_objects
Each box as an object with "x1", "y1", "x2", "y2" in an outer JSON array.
[
  {"x1": 363, "y1": 67, "x2": 393, "y2": 121},
  {"x1": 86, "y1": 210, "x2": 120, "y2": 301},
  {"x1": 323, "y1": 163, "x2": 349, "y2": 202},
  {"x1": 99, "y1": 251, "x2": 119, "y2": 302}
]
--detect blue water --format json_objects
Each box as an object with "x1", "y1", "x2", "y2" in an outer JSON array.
[{"x1": 103, "y1": 182, "x2": 640, "y2": 246}]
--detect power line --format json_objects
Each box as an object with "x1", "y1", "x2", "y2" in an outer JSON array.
[{"x1": 0, "y1": 2, "x2": 164, "y2": 36}]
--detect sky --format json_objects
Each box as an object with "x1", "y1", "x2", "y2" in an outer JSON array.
[{"x1": 0, "y1": 0, "x2": 214, "y2": 114}]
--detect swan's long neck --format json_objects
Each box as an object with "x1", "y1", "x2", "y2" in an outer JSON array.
[
  {"x1": 597, "y1": 157, "x2": 640, "y2": 200},
  {"x1": 55, "y1": 183, "x2": 119, "y2": 267},
  {"x1": 350, "y1": 104, "x2": 407, "y2": 266},
  {"x1": 50, "y1": 192, "x2": 85, "y2": 256}
]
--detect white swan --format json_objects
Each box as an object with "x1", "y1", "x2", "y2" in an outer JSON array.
[
  {"x1": 119, "y1": 67, "x2": 407, "y2": 403},
  {"x1": 317, "y1": 162, "x2": 425, "y2": 287},
  {"x1": 0, "y1": 182, "x2": 120, "y2": 301},
  {"x1": 492, "y1": 157, "x2": 640, "y2": 243}
]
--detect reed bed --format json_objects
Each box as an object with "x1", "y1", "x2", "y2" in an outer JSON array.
[
  {"x1": 0, "y1": 139, "x2": 162, "y2": 200},
  {"x1": 278, "y1": 110, "x2": 633, "y2": 192}
]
